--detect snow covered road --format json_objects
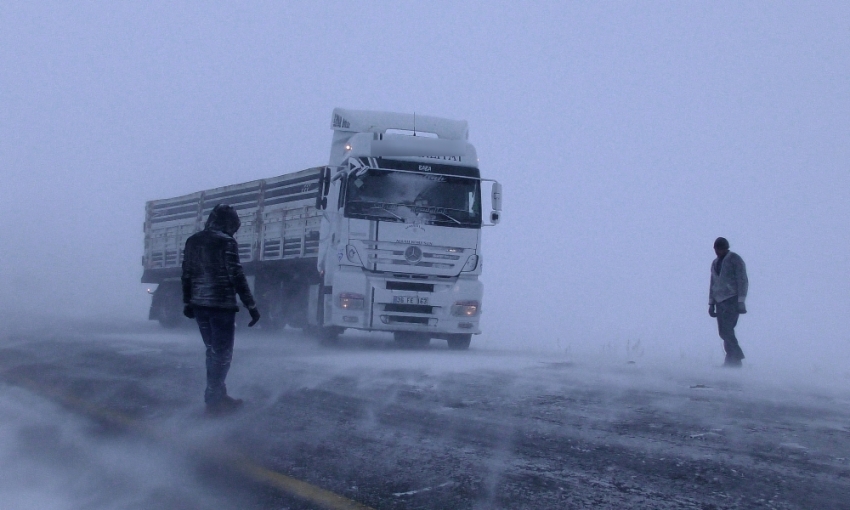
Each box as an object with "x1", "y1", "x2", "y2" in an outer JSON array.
[{"x1": 1, "y1": 320, "x2": 849, "y2": 509}]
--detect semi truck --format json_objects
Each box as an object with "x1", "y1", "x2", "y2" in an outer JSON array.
[{"x1": 141, "y1": 108, "x2": 502, "y2": 349}]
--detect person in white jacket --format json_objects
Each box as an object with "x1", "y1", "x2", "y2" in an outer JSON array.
[{"x1": 708, "y1": 237, "x2": 748, "y2": 367}]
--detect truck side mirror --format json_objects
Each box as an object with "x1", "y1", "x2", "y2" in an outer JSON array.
[
  {"x1": 322, "y1": 167, "x2": 331, "y2": 196},
  {"x1": 491, "y1": 182, "x2": 502, "y2": 211},
  {"x1": 315, "y1": 167, "x2": 331, "y2": 210}
]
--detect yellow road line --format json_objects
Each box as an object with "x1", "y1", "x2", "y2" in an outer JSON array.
[
  {"x1": 235, "y1": 459, "x2": 374, "y2": 510},
  {"x1": 4, "y1": 374, "x2": 376, "y2": 510}
]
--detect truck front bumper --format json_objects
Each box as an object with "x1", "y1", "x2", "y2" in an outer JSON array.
[{"x1": 326, "y1": 267, "x2": 483, "y2": 335}]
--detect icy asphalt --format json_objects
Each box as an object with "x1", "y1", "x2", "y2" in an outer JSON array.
[{"x1": 1, "y1": 320, "x2": 849, "y2": 509}]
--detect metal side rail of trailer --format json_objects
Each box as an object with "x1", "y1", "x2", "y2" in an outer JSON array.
[{"x1": 142, "y1": 167, "x2": 324, "y2": 328}]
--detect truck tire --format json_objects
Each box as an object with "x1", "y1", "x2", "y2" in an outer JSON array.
[
  {"x1": 255, "y1": 276, "x2": 286, "y2": 331},
  {"x1": 152, "y1": 281, "x2": 185, "y2": 329},
  {"x1": 158, "y1": 303, "x2": 183, "y2": 329},
  {"x1": 261, "y1": 299, "x2": 286, "y2": 331},
  {"x1": 394, "y1": 332, "x2": 431, "y2": 348},
  {"x1": 286, "y1": 284, "x2": 309, "y2": 328},
  {"x1": 308, "y1": 326, "x2": 344, "y2": 344},
  {"x1": 446, "y1": 334, "x2": 472, "y2": 350}
]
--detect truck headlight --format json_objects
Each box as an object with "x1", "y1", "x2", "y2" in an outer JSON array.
[
  {"x1": 346, "y1": 244, "x2": 363, "y2": 265},
  {"x1": 462, "y1": 254, "x2": 479, "y2": 272},
  {"x1": 451, "y1": 300, "x2": 479, "y2": 317},
  {"x1": 338, "y1": 293, "x2": 365, "y2": 310}
]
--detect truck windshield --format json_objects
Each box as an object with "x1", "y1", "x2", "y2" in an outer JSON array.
[{"x1": 344, "y1": 168, "x2": 481, "y2": 228}]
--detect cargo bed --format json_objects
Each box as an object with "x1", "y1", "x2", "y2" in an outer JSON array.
[{"x1": 141, "y1": 167, "x2": 323, "y2": 284}]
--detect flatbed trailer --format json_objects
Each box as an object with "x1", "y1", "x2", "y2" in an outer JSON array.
[{"x1": 142, "y1": 167, "x2": 325, "y2": 328}]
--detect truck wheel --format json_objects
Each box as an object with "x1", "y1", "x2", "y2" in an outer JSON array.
[
  {"x1": 153, "y1": 282, "x2": 184, "y2": 328},
  {"x1": 394, "y1": 332, "x2": 430, "y2": 348},
  {"x1": 447, "y1": 334, "x2": 472, "y2": 350},
  {"x1": 158, "y1": 302, "x2": 183, "y2": 329},
  {"x1": 285, "y1": 285, "x2": 309, "y2": 328},
  {"x1": 261, "y1": 300, "x2": 286, "y2": 331},
  {"x1": 309, "y1": 326, "x2": 344, "y2": 344},
  {"x1": 256, "y1": 277, "x2": 286, "y2": 331}
]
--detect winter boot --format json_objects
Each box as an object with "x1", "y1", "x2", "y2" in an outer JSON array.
[
  {"x1": 205, "y1": 395, "x2": 244, "y2": 416},
  {"x1": 723, "y1": 356, "x2": 743, "y2": 368}
]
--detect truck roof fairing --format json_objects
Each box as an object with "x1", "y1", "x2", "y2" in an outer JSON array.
[
  {"x1": 331, "y1": 108, "x2": 469, "y2": 140},
  {"x1": 329, "y1": 108, "x2": 478, "y2": 168}
]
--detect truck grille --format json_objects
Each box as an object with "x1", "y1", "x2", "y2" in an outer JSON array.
[{"x1": 361, "y1": 241, "x2": 469, "y2": 275}]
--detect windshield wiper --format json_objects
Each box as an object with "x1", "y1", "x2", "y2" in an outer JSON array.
[
  {"x1": 347, "y1": 200, "x2": 405, "y2": 221},
  {"x1": 372, "y1": 205, "x2": 404, "y2": 221},
  {"x1": 430, "y1": 210, "x2": 462, "y2": 225},
  {"x1": 408, "y1": 205, "x2": 462, "y2": 225}
]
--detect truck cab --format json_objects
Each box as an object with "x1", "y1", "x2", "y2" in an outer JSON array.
[{"x1": 311, "y1": 109, "x2": 502, "y2": 349}]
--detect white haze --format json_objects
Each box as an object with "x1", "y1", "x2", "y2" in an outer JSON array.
[
  {"x1": 2, "y1": 1, "x2": 849, "y2": 374},
  {"x1": 0, "y1": 383, "x2": 224, "y2": 509}
]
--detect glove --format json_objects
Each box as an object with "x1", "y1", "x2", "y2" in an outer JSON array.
[
  {"x1": 183, "y1": 305, "x2": 195, "y2": 319},
  {"x1": 248, "y1": 307, "x2": 261, "y2": 327},
  {"x1": 708, "y1": 305, "x2": 717, "y2": 318},
  {"x1": 737, "y1": 302, "x2": 747, "y2": 314}
]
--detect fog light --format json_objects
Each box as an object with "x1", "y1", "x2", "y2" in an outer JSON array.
[
  {"x1": 338, "y1": 292, "x2": 365, "y2": 310},
  {"x1": 451, "y1": 300, "x2": 479, "y2": 317},
  {"x1": 458, "y1": 322, "x2": 474, "y2": 329},
  {"x1": 462, "y1": 254, "x2": 479, "y2": 272}
]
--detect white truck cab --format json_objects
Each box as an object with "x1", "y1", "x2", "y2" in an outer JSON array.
[{"x1": 311, "y1": 109, "x2": 502, "y2": 349}]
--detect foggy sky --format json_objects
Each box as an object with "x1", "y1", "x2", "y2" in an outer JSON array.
[{"x1": 2, "y1": 2, "x2": 849, "y2": 369}]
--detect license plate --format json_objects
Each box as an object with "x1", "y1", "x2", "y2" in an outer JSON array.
[{"x1": 393, "y1": 296, "x2": 428, "y2": 305}]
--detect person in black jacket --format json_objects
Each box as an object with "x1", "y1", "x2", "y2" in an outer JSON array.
[{"x1": 182, "y1": 204, "x2": 260, "y2": 414}]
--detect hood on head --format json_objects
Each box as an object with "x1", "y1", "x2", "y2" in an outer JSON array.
[{"x1": 205, "y1": 204, "x2": 241, "y2": 236}]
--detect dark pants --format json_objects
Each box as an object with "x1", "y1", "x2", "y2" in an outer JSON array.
[
  {"x1": 716, "y1": 298, "x2": 745, "y2": 362},
  {"x1": 194, "y1": 306, "x2": 236, "y2": 404}
]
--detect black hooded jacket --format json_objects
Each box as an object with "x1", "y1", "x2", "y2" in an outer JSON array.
[{"x1": 181, "y1": 205, "x2": 256, "y2": 311}]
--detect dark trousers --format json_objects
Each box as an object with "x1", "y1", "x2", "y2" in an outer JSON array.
[
  {"x1": 716, "y1": 298, "x2": 745, "y2": 361},
  {"x1": 194, "y1": 306, "x2": 236, "y2": 404}
]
